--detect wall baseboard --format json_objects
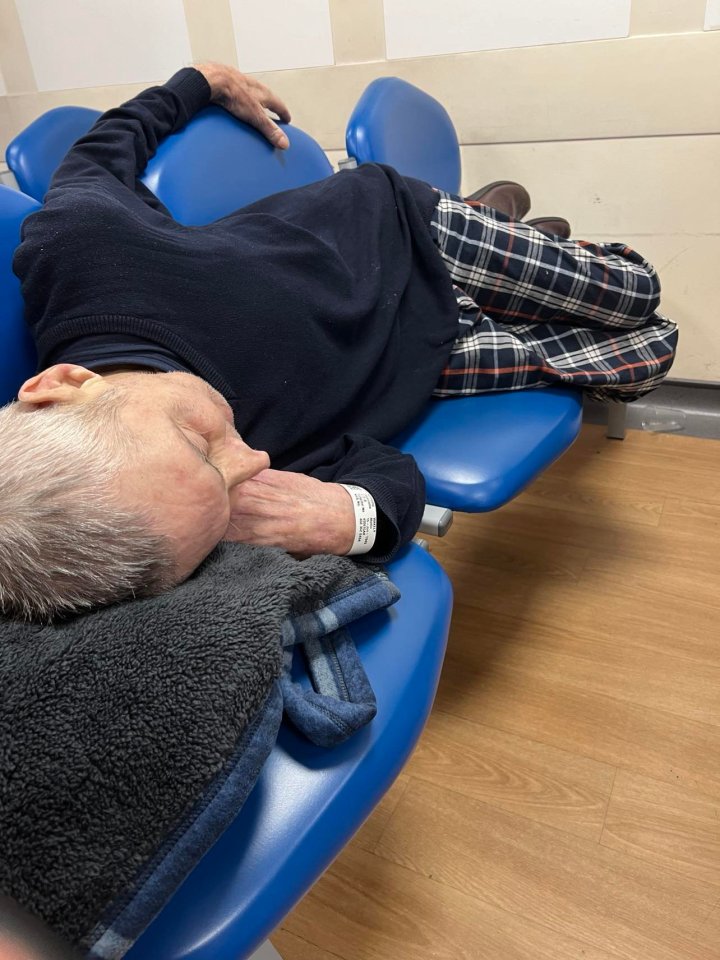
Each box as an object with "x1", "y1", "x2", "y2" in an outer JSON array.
[{"x1": 583, "y1": 380, "x2": 720, "y2": 440}]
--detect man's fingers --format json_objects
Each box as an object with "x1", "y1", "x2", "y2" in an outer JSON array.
[
  {"x1": 262, "y1": 91, "x2": 291, "y2": 124},
  {"x1": 249, "y1": 107, "x2": 289, "y2": 150},
  {"x1": 197, "y1": 64, "x2": 292, "y2": 148},
  {"x1": 246, "y1": 77, "x2": 291, "y2": 122}
]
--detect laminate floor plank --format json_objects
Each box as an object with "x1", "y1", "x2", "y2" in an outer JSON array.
[
  {"x1": 692, "y1": 900, "x2": 720, "y2": 955},
  {"x1": 601, "y1": 770, "x2": 720, "y2": 886},
  {"x1": 272, "y1": 928, "x2": 344, "y2": 960},
  {"x1": 440, "y1": 609, "x2": 720, "y2": 727},
  {"x1": 548, "y1": 427, "x2": 720, "y2": 488},
  {"x1": 434, "y1": 656, "x2": 720, "y2": 800},
  {"x1": 406, "y1": 709, "x2": 615, "y2": 840},
  {"x1": 373, "y1": 779, "x2": 719, "y2": 960},
  {"x1": 661, "y1": 496, "x2": 720, "y2": 534},
  {"x1": 520, "y1": 474, "x2": 665, "y2": 527},
  {"x1": 441, "y1": 574, "x2": 720, "y2": 670},
  {"x1": 283, "y1": 845, "x2": 626, "y2": 960},
  {"x1": 350, "y1": 775, "x2": 410, "y2": 854}
]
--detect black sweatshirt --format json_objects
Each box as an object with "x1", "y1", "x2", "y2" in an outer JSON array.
[{"x1": 13, "y1": 68, "x2": 461, "y2": 560}]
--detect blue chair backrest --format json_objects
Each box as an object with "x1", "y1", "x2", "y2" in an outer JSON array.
[
  {"x1": 346, "y1": 77, "x2": 462, "y2": 194},
  {"x1": 0, "y1": 186, "x2": 40, "y2": 404},
  {"x1": 142, "y1": 106, "x2": 334, "y2": 225},
  {"x1": 5, "y1": 106, "x2": 101, "y2": 201}
]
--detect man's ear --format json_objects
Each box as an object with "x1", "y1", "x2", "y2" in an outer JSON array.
[{"x1": 18, "y1": 364, "x2": 103, "y2": 406}]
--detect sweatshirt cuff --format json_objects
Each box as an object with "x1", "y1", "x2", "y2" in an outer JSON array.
[
  {"x1": 345, "y1": 474, "x2": 425, "y2": 564},
  {"x1": 164, "y1": 67, "x2": 212, "y2": 120}
]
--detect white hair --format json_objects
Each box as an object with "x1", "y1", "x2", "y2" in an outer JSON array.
[{"x1": 0, "y1": 391, "x2": 176, "y2": 622}]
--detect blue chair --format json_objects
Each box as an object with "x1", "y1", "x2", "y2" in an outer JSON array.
[
  {"x1": 0, "y1": 182, "x2": 453, "y2": 960},
  {"x1": 5, "y1": 106, "x2": 102, "y2": 200},
  {"x1": 346, "y1": 77, "x2": 461, "y2": 195},
  {"x1": 0, "y1": 186, "x2": 39, "y2": 401},
  {"x1": 142, "y1": 106, "x2": 332, "y2": 225},
  {"x1": 346, "y1": 77, "x2": 584, "y2": 518}
]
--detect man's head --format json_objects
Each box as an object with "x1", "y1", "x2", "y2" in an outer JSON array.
[{"x1": 0, "y1": 365, "x2": 269, "y2": 620}]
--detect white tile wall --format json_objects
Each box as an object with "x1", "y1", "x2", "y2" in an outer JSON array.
[
  {"x1": 14, "y1": 0, "x2": 193, "y2": 91},
  {"x1": 706, "y1": 0, "x2": 720, "y2": 28},
  {"x1": 384, "y1": 0, "x2": 631, "y2": 60},
  {"x1": 230, "y1": 0, "x2": 334, "y2": 73},
  {"x1": 0, "y1": 64, "x2": 6, "y2": 97}
]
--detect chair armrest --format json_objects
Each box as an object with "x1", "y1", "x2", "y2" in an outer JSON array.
[{"x1": 418, "y1": 503, "x2": 454, "y2": 537}]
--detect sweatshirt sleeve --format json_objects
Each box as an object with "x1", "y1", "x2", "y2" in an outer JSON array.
[
  {"x1": 48, "y1": 68, "x2": 211, "y2": 194},
  {"x1": 302, "y1": 435, "x2": 426, "y2": 564}
]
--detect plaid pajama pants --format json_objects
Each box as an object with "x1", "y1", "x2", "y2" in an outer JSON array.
[{"x1": 429, "y1": 191, "x2": 678, "y2": 402}]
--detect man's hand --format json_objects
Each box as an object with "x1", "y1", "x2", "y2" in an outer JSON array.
[
  {"x1": 194, "y1": 62, "x2": 291, "y2": 149},
  {"x1": 224, "y1": 469, "x2": 356, "y2": 556}
]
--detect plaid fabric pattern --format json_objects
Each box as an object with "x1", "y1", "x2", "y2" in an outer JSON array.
[{"x1": 430, "y1": 191, "x2": 678, "y2": 402}]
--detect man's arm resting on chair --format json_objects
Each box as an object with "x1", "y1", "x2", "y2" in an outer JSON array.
[{"x1": 48, "y1": 64, "x2": 290, "y2": 193}]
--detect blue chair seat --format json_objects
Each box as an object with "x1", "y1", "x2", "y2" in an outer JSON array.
[
  {"x1": 392, "y1": 389, "x2": 582, "y2": 511},
  {"x1": 125, "y1": 543, "x2": 451, "y2": 960}
]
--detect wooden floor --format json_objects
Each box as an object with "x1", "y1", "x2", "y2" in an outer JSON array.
[{"x1": 275, "y1": 424, "x2": 720, "y2": 960}]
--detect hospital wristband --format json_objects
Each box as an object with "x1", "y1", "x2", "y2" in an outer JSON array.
[{"x1": 339, "y1": 484, "x2": 377, "y2": 556}]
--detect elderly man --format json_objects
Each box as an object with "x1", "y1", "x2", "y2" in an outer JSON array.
[{"x1": 2, "y1": 62, "x2": 677, "y2": 620}]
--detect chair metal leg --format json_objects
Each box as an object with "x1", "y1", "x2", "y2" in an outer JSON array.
[
  {"x1": 247, "y1": 940, "x2": 284, "y2": 960},
  {"x1": 606, "y1": 403, "x2": 627, "y2": 440}
]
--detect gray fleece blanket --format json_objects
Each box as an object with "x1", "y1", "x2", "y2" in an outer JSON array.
[{"x1": 0, "y1": 542, "x2": 399, "y2": 957}]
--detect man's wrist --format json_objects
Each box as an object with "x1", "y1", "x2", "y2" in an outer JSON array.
[
  {"x1": 192, "y1": 62, "x2": 229, "y2": 102},
  {"x1": 339, "y1": 485, "x2": 377, "y2": 556}
]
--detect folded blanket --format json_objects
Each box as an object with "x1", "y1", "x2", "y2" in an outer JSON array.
[{"x1": 0, "y1": 542, "x2": 399, "y2": 958}]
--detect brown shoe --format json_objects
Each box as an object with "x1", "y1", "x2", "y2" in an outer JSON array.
[
  {"x1": 526, "y1": 216, "x2": 571, "y2": 239},
  {"x1": 465, "y1": 180, "x2": 531, "y2": 220}
]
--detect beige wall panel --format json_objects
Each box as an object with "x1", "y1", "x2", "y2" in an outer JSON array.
[
  {"x1": 2, "y1": 83, "x2": 149, "y2": 150},
  {"x1": 0, "y1": 96, "x2": 11, "y2": 155},
  {"x1": 229, "y1": 0, "x2": 334, "y2": 74},
  {"x1": 324, "y1": 148, "x2": 344, "y2": 170},
  {"x1": 0, "y1": 0, "x2": 36, "y2": 94},
  {"x1": 249, "y1": 31, "x2": 720, "y2": 149},
  {"x1": 182, "y1": 0, "x2": 238, "y2": 66},
  {"x1": 706, "y1": 0, "x2": 720, "y2": 29},
  {"x1": 631, "y1": 0, "x2": 707, "y2": 36},
  {"x1": 329, "y1": 0, "x2": 385, "y2": 64},
  {"x1": 458, "y1": 135, "x2": 720, "y2": 234},
  {"x1": 461, "y1": 136, "x2": 720, "y2": 383},
  {"x1": 2, "y1": 32, "x2": 719, "y2": 149},
  {"x1": 14, "y1": 0, "x2": 193, "y2": 92},
  {"x1": 383, "y1": 0, "x2": 631, "y2": 60},
  {"x1": 617, "y1": 233, "x2": 720, "y2": 382}
]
